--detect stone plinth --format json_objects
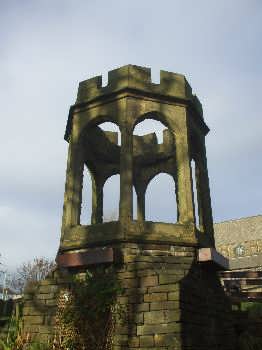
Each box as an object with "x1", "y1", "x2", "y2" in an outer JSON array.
[{"x1": 23, "y1": 243, "x2": 235, "y2": 349}]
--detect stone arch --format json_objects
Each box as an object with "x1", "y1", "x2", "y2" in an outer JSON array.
[
  {"x1": 133, "y1": 119, "x2": 167, "y2": 144},
  {"x1": 79, "y1": 116, "x2": 121, "y2": 145},
  {"x1": 145, "y1": 172, "x2": 178, "y2": 223},
  {"x1": 99, "y1": 122, "x2": 121, "y2": 145},
  {"x1": 143, "y1": 169, "x2": 175, "y2": 190},
  {"x1": 78, "y1": 119, "x2": 121, "y2": 225},
  {"x1": 132, "y1": 111, "x2": 171, "y2": 134}
]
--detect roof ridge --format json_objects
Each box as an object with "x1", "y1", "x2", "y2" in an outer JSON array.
[{"x1": 214, "y1": 214, "x2": 262, "y2": 225}]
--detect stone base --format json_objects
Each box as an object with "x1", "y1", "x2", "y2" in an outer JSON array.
[{"x1": 22, "y1": 243, "x2": 236, "y2": 349}]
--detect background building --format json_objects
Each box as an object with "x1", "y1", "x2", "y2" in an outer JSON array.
[
  {"x1": 214, "y1": 215, "x2": 262, "y2": 301},
  {"x1": 215, "y1": 215, "x2": 262, "y2": 271}
]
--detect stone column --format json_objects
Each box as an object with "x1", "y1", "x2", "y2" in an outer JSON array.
[
  {"x1": 119, "y1": 121, "x2": 133, "y2": 223},
  {"x1": 170, "y1": 107, "x2": 194, "y2": 224},
  {"x1": 91, "y1": 175, "x2": 103, "y2": 224},
  {"x1": 173, "y1": 173, "x2": 179, "y2": 223},
  {"x1": 136, "y1": 186, "x2": 146, "y2": 221},
  {"x1": 197, "y1": 143, "x2": 215, "y2": 245},
  {"x1": 61, "y1": 139, "x2": 84, "y2": 238},
  {"x1": 190, "y1": 159, "x2": 201, "y2": 227}
]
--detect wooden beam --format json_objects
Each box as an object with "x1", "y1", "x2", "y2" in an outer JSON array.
[{"x1": 56, "y1": 248, "x2": 115, "y2": 268}]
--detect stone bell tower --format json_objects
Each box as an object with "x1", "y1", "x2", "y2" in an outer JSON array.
[{"x1": 23, "y1": 65, "x2": 235, "y2": 349}]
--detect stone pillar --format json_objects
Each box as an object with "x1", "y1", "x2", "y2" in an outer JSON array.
[
  {"x1": 91, "y1": 175, "x2": 103, "y2": 224},
  {"x1": 173, "y1": 173, "x2": 179, "y2": 223},
  {"x1": 61, "y1": 140, "x2": 84, "y2": 237},
  {"x1": 173, "y1": 126, "x2": 194, "y2": 224},
  {"x1": 191, "y1": 159, "x2": 202, "y2": 227},
  {"x1": 197, "y1": 143, "x2": 215, "y2": 245},
  {"x1": 119, "y1": 122, "x2": 133, "y2": 223},
  {"x1": 136, "y1": 186, "x2": 145, "y2": 221}
]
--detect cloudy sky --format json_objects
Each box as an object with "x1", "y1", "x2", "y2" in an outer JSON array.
[{"x1": 0, "y1": 0, "x2": 261, "y2": 271}]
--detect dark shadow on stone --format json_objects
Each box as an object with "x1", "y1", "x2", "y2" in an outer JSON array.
[{"x1": 180, "y1": 260, "x2": 236, "y2": 349}]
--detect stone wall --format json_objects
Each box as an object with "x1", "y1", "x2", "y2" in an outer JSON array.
[
  {"x1": 23, "y1": 243, "x2": 235, "y2": 349},
  {"x1": 22, "y1": 271, "x2": 69, "y2": 343},
  {"x1": 112, "y1": 243, "x2": 235, "y2": 350}
]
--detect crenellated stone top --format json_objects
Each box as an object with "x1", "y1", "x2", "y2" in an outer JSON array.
[{"x1": 76, "y1": 64, "x2": 203, "y2": 117}]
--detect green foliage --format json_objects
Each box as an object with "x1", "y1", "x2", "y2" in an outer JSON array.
[
  {"x1": 55, "y1": 266, "x2": 125, "y2": 350},
  {"x1": 0, "y1": 267, "x2": 125, "y2": 350},
  {"x1": 234, "y1": 301, "x2": 262, "y2": 350},
  {"x1": 5, "y1": 317, "x2": 21, "y2": 347},
  {"x1": 73, "y1": 267, "x2": 124, "y2": 314},
  {"x1": 241, "y1": 302, "x2": 262, "y2": 318},
  {"x1": 0, "y1": 311, "x2": 50, "y2": 350},
  {"x1": 0, "y1": 315, "x2": 24, "y2": 350},
  {"x1": 0, "y1": 339, "x2": 49, "y2": 350}
]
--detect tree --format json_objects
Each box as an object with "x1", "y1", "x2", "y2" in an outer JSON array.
[{"x1": 9, "y1": 257, "x2": 56, "y2": 294}]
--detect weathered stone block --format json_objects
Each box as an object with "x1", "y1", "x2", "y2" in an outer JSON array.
[
  {"x1": 121, "y1": 278, "x2": 139, "y2": 288},
  {"x1": 128, "y1": 336, "x2": 140, "y2": 347},
  {"x1": 139, "y1": 275, "x2": 158, "y2": 287},
  {"x1": 113, "y1": 334, "x2": 128, "y2": 346},
  {"x1": 130, "y1": 303, "x2": 150, "y2": 312},
  {"x1": 154, "y1": 333, "x2": 181, "y2": 348},
  {"x1": 168, "y1": 291, "x2": 180, "y2": 301},
  {"x1": 140, "y1": 335, "x2": 154, "y2": 347},
  {"x1": 150, "y1": 300, "x2": 179, "y2": 311},
  {"x1": 148, "y1": 284, "x2": 179, "y2": 293},
  {"x1": 23, "y1": 315, "x2": 44, "y2": 325},
  {"x1": 144, "y1": 310, "x2": 180, "y2": 324},
  {"x1": 38, "y1": 285, "x2": 59, "y2": 294},
  {"x1": 36, "y1": 293, "x2": 56, "y2": 300},
  {"x1": 128, "y1": 312, "x2": 143, "y2": 324},
  {"x1": 144, "y1": 293, "x2": 167, "y2": 302},
  {"x1": 137, "y1": 322, "x2": 181, "y2": 335},
  {"x1": 23, "y1": 307, "x2": 42, "y2": 316},
  {"x1": 45, "y1": 299, "x2": 57, "y2": 306},
  {"x1": 159, "y1": 274, "x2": 183, "y2": 284}
]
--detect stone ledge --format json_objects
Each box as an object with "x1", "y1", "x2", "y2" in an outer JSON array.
[{"x1": 60, "y1": 221, "x2": 197, "y2": 251}]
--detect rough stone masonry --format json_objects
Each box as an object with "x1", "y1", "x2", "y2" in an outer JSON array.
[{"x1": 23, "y1": 65, "x2": 236, "y2": 349}]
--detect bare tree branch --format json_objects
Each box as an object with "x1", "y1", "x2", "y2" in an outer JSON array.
[{"x1": 8, "y1": 257, "x2": 56, "y2": 293}]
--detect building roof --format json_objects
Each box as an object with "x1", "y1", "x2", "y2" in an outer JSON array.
[
  {"x1": 214, "y1": 215, "x2": 262, "y2": 270},
  {"x1": 214, "y1": 215, "x2": 262, "y2": 246}
]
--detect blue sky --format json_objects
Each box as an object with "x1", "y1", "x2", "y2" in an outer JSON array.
[{"x1": 0, "y1": 0, "x2": 261, "y2": 270}]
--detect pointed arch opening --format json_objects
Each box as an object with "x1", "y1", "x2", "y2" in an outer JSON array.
[
  {"x1": 133, "y1": 117, "x2": 168, "y2": 144},
  {"x1": 103, "y1": 174, "x2": 120, "y2": 222},
  {"x1": 79, "y1": 119, "x2": 121, "y2": 225},
  {"x1": 145, "y1": 173, "x2": 177, "y2": 223},
  {"x1": 98, "y1": 121, "x2": 121, "y2": 146}
]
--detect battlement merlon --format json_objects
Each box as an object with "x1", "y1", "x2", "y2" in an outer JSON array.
[
  {"x1": 76, "y1": 65, "x2": 203, "y2": 115},
  {"x1": 65, "y1": 65, "x2": 207, "y2": 141}
]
